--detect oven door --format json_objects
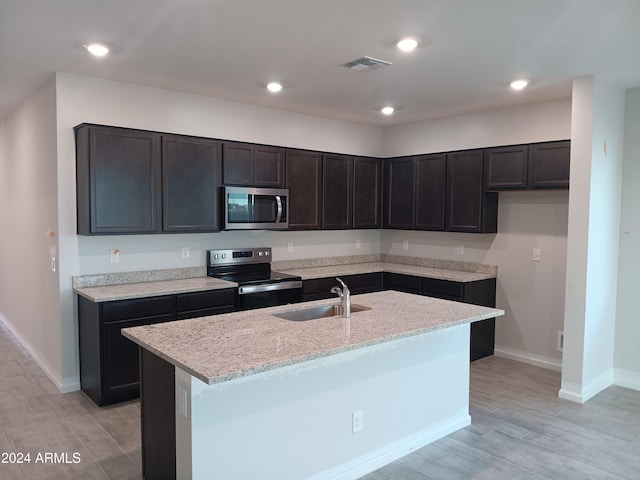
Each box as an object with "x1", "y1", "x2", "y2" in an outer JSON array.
[{"x1": 237, "y1": 281, "x2": 302, "y2": 311}]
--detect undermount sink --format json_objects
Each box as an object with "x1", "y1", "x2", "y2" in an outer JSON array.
[{"x1": 274, "y1": 303, "x2": 371, "y2": 321}]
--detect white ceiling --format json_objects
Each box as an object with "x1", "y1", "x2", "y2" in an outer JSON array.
[{"x1": 1, "y1": 0, "x2": 640, "y2": 126}]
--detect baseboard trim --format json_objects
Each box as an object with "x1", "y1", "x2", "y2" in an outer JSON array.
[
  {"x1": 613, "y1": 368, "x2": 640, "y2": 392},
  {"x1": 311, "y1": 414, "x2": 471, "y2": 480},
  {"x1": 0, "y1": 315, "x2": 80, "y2": 393},
  {"x1": 559, "y1": 371, "x2": 614, "y2": 404},
  {"x1": 494, "y1": 346, "x2": 562, "y2": 372}
]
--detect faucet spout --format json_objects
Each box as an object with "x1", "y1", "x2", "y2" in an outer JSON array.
[{"x1": 334, "y1": 277, "x2": 351, "y2": 318}]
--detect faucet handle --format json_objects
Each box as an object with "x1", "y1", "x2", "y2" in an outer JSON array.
[
  {"x1": 335, "y1": 277, "x2": 349, "y2": 293},
  {"x1": 330, "y1": 286, "x2": 342, "y2": 295}
]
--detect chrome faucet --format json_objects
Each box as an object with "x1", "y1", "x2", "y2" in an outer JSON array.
[{"x1": 330, "y1": 277, "x2": 350, "y2": 318}]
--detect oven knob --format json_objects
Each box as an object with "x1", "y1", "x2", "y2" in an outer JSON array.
[
  {"x1": 264, "y1": 251, "x2": 269, "y2": 256},
  {"x1": 258, "y1": 251, "x2": 263, "y2": 257},
  {"x1": 222, "y1": 254, "x2": 227, "y2": 259},
  {"x1": 213, "y1": 254, "x2": 219, "y2": 259}
]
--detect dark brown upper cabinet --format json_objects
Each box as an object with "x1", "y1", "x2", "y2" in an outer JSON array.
[
  {"x1": 286, "y1": 149, "x2": 323, "y2": 230},
  {"x1": 528, "y1": 141, "x2": 570, "y2": 188},
  {"x1": 383, "y1": 157, "x2": 415, "y2": 229},
  {"x1": 76, "y1": 124, "x2": 162, "y2": 234},
  {"x1": 415, "y1": 154, "x2": 447, "y2": 230},
  {"x1": 222, "y1": 142, "x2": 285, "y2": 187},
  {"x1": 322, "y1": 154, "x2": 353, "y2": 229},
  {"x1": 484, "y1": 145, "x2": 528, "y2": 190},
  {"x1": 162, "y1": 135, "x2": 221, "y2": 232},
  {"x1": 446, "y1": 150, "x2": 498, "y2": 233},
  {"x1": 485, "y1": 140, "x2": 570, "y2": 190},
  {"x1": 353, "y1": 157, "x2": 382, "y2": 229}
]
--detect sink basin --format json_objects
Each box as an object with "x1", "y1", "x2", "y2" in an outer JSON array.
[{"x1": 274, "y1": 303, "x2": 371, "y2": 321}]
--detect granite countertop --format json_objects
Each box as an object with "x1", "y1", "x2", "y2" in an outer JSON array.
[
  {"x1": 277, "y1": 261, "x2": 496, "y2": 283},
  {"x1": 122, "y1": 290, "x2": 504, "y2": 385},
  {"x1": 74, "y1": 277, "x2": 237, "y2": 302}
]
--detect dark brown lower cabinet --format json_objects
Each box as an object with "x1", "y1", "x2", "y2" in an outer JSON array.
[
  {"x1": 302, "y1": 272, "x2": 383, "y2": 301},
  {"x1": 385, "y1": 272, "x2": 497, "y2": 361},
  {"x1": 78, "y1": 289, "x2": 236, "y2": 406}
]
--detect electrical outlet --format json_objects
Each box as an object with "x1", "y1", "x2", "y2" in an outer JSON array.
[
  {"x1": 356, "y1": 239, "x2": 361, "y2": 249},
  {"x1": 177, "y1": 387, "x2": 188, "y2": 418},
  {"x1": 109, "y1": 249, "x2": 120, "y2": 264},
  {"x1": 181, "y1": 247, "x2": 190, "y2": 259},
  {"x1": 557, "y1": 331, "x2": 564, "y2": 352},
  {"x1": 532, "y1": 248, "x2": 541, "y2": 262},
  {"x1": 287, "y1": 242, "x2": 294, "y2": 253},
  {"x1": 403, "y1": 240, "x2": 409, "y2": 250},
  {"x1": 455, "y1": 244, "x2": 465, "y2": 255},
  {"x1": 352, "y1": 410, "x2": 363, "y2": 433}
]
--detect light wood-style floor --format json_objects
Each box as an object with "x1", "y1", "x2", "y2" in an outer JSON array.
[{"x1": 1, "y1": 320, "x2": 639, "y2": 479}]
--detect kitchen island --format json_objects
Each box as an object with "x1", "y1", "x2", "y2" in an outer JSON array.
[{"x1": 123, "y1": 290, "x2": 504, "y2": 480}]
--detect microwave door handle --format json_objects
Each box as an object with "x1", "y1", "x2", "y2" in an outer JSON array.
[{"x1": 275, "y1": 195, "x2": 283, "y2": 223}]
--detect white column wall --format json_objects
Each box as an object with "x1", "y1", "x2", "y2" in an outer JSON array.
[
  {"x1": 560, "y1": 77, "x2": 625, "y2": 403},
  {"x1": 614, "y1": 87, "x2": 640, "y2": 389}
]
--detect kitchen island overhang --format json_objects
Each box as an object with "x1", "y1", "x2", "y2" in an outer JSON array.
[{"x1": 123, "y1": 290, "x2": 504, "y2": 480}]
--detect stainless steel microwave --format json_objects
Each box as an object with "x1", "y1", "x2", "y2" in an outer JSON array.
[{"x1": 223, "y1": 186, "x2": 289, "y2": 230}]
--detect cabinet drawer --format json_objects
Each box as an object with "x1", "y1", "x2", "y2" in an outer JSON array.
[
  {"x1": 102, "y1": 296, "x2": 175, "y2": 322},
  {"x1": 420, "y1": 278, "x2": 464, "y2": 299},
  {"x1": 176, "y1": 289, "x2": 236, "y2": 320},
  {"x1": 383, "y1": 272, "x2": 421, "y2": 294}
]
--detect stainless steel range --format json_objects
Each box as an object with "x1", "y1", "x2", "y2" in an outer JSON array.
[{"x1": 206, "y1": 247, "x2": 302, "y2": 311}]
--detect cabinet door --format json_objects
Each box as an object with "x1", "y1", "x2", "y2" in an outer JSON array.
[
  {"x1": 255, "y1": 146, "x2": 285, "y2": 187},
  {"x1": 322, "y1": 154, "x2": 353, "y2": 229},
  {"x1": 484, "y1": 145, "x2": 528, "y2": 190},
  {"x1": 345, "y1": 272, "x2": 383, "y2": 294},
  {"x1": 415, "y1": 154, "x2": 447, "y2": 230},
  {"x1": 163, "y1": 136, "x2": 221, "y2": 232},
  {"x1": 353, "y1": 157, "x2": 382, "y2": 229},
  {"x1": 383, "y1": 158, "x2": 415, "y2": 229},
  {"x1": 529, "y1": 141, "x2": 570, "y2": 188},
  {"x1": 76, "y1": 125, "x2": 161, "y2": 234},
  {"x1": 286, "y1": 150, "x2": 323, "y2": 230},
  {"x1": 100, "y1": 296, "x2": 175, "y2": 405},
  {"x1": 445, "y1": 150, "x2": 497, "y2": 233},
  {"x1": 222, "y1": 142, "x2": 254, "y2": 185}
]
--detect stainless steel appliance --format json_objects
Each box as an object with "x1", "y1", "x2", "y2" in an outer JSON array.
[
  {"x1": 223, "y1": 186, "x2": 289, "y2": 230},
  {"x1": 207, "y1": 247, "x2": 302, "y2": 310}
]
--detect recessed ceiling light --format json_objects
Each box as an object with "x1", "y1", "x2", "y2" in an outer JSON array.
[
  {"x1": 396, "y1": 38, "x2": 418, "y2": 52},
  {"x1": 267, "y1": 82, "x2": 283, "y2": 93},
  {"x1": 510, "y1": 79, "x2": 528, "y2": 90},
  {"x1": 84, "y1": 43, "x2": 109, "y2": 57},
  {"x1": 380, "y1": 106, "x2": 395, "y2": 115}
]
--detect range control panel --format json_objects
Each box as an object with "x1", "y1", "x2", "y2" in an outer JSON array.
[{"x1": 207, "y1": 247, "x2": 271, "y2": 266}]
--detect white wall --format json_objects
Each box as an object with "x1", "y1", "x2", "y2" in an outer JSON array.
[
  {"x1": 383, "y1": 99, "x2": 572, "y2": 157},
  {"x1": 381, "y1": 100, "x2": 572, "y2": 370},
  {"x1": 52, "y1": 73, "x2": 384, "y2": 388},
  {"x1": 560, "y1": 77, "x2": 625, "y2": 403},
  {"x1": 614, "y1": 87, "x2": 640, "y2": 390},
  {"x1": 0, "y1": 77, "x2": 65, "y2": 386}
]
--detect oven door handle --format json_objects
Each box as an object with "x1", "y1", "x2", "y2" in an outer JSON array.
[
  {"x1": 238, "y1": 280, "x2": 302, "y2": 295},
  {"x1": 275, "y1": 195, "x2": 283, "y2": 223}
]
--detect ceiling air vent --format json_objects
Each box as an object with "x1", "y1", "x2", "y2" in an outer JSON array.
[{"x1": 341, "y1": 56, "x2": 392, "y2": 72}]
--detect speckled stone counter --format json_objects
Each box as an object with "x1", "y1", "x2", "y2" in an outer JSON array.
[
  {"x1": 74, "y1": 276, "x2": 236, "y2": 302},
  {"x1": 277, "y1": 261, "x2": 495, "y2": 283},
  {"x1": 122, "y1": 290, "x2": 504, "y2": 385}
]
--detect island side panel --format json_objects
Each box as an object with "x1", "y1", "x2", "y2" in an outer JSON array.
[
  {"x1": 180, "y1": 324, "x2": 471, "y2": 480},
  {"x1": 140, "y1": 348, "x2": 176, "y2": 479}
]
